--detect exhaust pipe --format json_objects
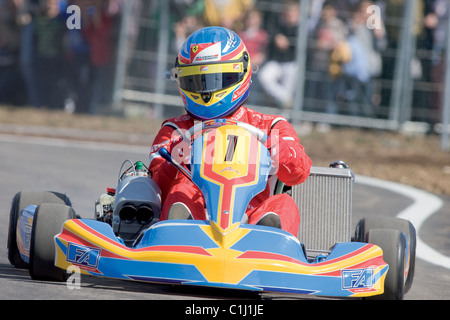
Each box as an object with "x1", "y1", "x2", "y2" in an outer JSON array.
[
  {"x1": 136, "y1": 205, "x2": 154, "y2": 225},
  {"x1": 119, "y1": 203, "x2": 154, "y2": 225},
  {"x1": 119, "y1": 204, "x2": 137, "y2": 223}
]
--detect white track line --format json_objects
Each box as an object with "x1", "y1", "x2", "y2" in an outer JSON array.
[{"x1": 357, "y1": 175, "x2": 450, "y2": 270}]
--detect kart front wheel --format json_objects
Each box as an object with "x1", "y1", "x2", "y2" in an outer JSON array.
[
  {"x1": 355, "y1": 216, "x2": 416, "y2": 293},
  {"x1": 8, "y1": 191, "x2": 72, "y2": 269},
  {"x1": 367, "y1": 228, "x2": 407, "y2": 300},
  {"x1": 29, "y1": 203, "x2": 76, "y2": 282}
]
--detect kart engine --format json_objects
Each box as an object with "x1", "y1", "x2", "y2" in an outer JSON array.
[{"x1": 96, "y1": 161, "x2": 162, "y2": 245}]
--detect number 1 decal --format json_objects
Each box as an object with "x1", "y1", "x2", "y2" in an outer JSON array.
[{"x1": 225, "y1": 135, "x2": 238, "y2": 162}]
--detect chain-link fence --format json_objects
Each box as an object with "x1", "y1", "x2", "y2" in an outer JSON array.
[
  {"x1": 112, "y1": 0, "x2": 449, "y2": 151},
  {"x1": 2, "y1": 0, "x2": 447, "y2": 149}
]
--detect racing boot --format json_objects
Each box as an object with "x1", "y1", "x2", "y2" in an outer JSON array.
[
  {"x1": 167, "y1": 202, "x2": 193, "y2": 220},
  {"x1": 256, "y1": 212, "x2": 281, "y2": 229}
]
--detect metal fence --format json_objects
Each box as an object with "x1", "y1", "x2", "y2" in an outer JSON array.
[{"x1": 111, "y1": 0, "x2": 450, "y2": 151}]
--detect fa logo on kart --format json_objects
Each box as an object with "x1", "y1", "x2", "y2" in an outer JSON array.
[
  {"x1": 67, "y1": 243, "x2": 101, "y2": 269},
  {"x1": 342, "y1": 269, "x2": 374, "y2": 289}
]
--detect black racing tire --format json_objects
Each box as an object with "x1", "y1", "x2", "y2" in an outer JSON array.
[
  {"x1": 366, "y1": 228, "x2": 406, "y2": 300},
  {"x1": 355, "y1": 216, "x2": 416, "y2": 293},
  {"x1": 7, "y1": 191, "x2": 72, "y2": 269},
  {"x1": 29, "y1": 203, "x2": 76, "y2": 282}
]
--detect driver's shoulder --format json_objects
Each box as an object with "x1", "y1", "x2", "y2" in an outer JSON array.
[
  {"x1": 162, "y1": 114, "x2": 194, "y2": 130},
  {"x1": 238, "y1": 107, "x2": 288, "y2": 132}
]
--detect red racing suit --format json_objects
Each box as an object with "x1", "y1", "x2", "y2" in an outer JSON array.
[{"x1": 149, "y1": 106, "x2": 312, "y2": 236}]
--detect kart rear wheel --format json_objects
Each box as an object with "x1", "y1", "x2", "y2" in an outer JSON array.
[
  {"x1": 355, "y1": 216, "x2": 416, "y2": 293},
  {"x1": 7, "y1": 191, "x2": 72, "y2": 269},
  {"x1": 29, "y1": 203, "x2": 76, "y2": 282},
  {"x1": 367, "y1": 228, "x2": 407, "y2": 300}
]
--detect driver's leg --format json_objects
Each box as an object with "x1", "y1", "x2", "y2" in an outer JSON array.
[
  {"x1": 246, "y1": 194, "x2": 300, "y2": 237},
  {"x1": 161, "y1": 182, "x2": 206, "y2": 221}
]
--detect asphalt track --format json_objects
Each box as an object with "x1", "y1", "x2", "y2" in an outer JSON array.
[{"x1": 0, "y1": 133, "x2": 449, "y2": 300}]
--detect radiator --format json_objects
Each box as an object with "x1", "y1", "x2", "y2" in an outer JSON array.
[{"x1": 291, "y1": 165, "x2": 354, "y2": 256}]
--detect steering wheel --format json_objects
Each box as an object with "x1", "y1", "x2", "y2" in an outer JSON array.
[
  {"x1": 158, "y1": 119, "x2": 270, "y2": 179},
  {"x1": 183, "y1": 120, "x2": 269, "y2": 145}
]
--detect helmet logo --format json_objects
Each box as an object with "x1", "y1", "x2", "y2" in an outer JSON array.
[{"x1": 190, "y1": 43, "x2": 222, "y2": 63}]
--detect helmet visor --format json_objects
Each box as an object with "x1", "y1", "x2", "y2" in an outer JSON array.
[
  {"x1": 178, "y1": 72, "x2": 244, "y2": 93},
  {"x1": 172, "y1": 60, "x2": 247, "y2": 93}
]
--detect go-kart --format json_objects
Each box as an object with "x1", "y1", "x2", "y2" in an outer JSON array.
[{"x1": 7, "y1": 119, "x2": 416, "y2": 299}]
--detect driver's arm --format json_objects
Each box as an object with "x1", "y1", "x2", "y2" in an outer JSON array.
[
  {"x1": 149, "y1": 121, "x2": 189, "y2": 202},
  {"x1": 270, "y1": 121, "x2": 312, "y2": 187}
]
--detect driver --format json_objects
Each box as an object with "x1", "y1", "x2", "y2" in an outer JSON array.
[{"x1": 149, "y1": 27, "x2": 311, "y2": 236}]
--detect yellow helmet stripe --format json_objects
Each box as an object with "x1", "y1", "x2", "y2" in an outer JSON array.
[{"x1": 175, "y1": 62, "x2": 243, "y2": 78}]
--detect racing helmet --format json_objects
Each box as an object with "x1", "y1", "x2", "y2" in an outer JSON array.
[{"x1": 171, "y1": 27, "x2": 252, "y2": 120}]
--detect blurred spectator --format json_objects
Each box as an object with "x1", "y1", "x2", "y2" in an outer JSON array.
[
  {"x1": 307, "y1": 0, "x2": 349, "y2": 115},
  {"x1": 343, "y1": 0, "x2": 387, "y2": 116},
  {"x1": 202, "y1": 0, "x2": 254, "y2": 30},
  {"x1": 34, "y1": 0, "x2": 67, "y2": 109},
  {"x1": 64, "y1": 0, "x2": 91, "y2": 113},
  {"x1": 171, "y1": 0, "x2": 205, "y2": 52},
  {"x1": 81, "y1": 0, "x2": 118, "y2": 114},
  {"x1": 308, "y1": 0, "x2": 326, "y2": 34},
  {"x1": 258, "y1": 1, "x2": 300, "y2": 109},
  {"x1": 333, "y1": 0, "x2": 362, "y2": 22},
  {"x1": 173, "y1": 15, "x2": 203, "y2": 54},
  {"x1": 428, "y1": 0, "x2": 449, "y2": 123},
  {"x1": 238, "y1": 9, "x2": 267, "y2": 66},
  {"x1": 380, "y1": 0, "x2": 425, "y2": 110},
  {"x1": 237, "y1": 9, "x2": 268, "y2": 106},
  {"x1": 0, "y1": 0, "x2": 446, "y2": 128},
  {"x1": 414, "y1": 0, "x2": 448, "y2": 124},
  {"x1": 0, "y1": 0, "x2": 23, "y2": 105},
  {"x1": 428, "y1": 0, "x2": 448, "y2": 63},
  {"x1": 15, "y1": 0, "x2": 40, "y2": 108}
]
